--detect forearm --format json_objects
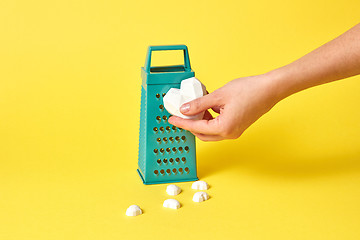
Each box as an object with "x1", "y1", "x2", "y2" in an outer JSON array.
[{"x1": 267, "y1": 23, "x2": 360, "y2": 101}]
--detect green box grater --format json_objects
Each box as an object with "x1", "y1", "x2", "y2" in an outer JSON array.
[{"x1": 137, "y1": 45, "x2": 199, "y2": 185}]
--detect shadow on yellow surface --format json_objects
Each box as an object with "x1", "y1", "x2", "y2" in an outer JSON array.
[{"x1": 198, "y1": 121, "x2": 360, "y2": 179}]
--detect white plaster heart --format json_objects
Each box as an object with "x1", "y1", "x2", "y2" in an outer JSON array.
[{"x1": 163, "y1": 77, "x2": 206, "y2": 120}]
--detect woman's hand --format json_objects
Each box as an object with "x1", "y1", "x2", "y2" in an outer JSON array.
[{"x1": 168, "y1": 73, "x2": 281, "y2": 141}]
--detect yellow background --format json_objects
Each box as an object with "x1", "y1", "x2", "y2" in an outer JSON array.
[{"x1": 1, "y1": 0, "x2": 360, "y2": 239}]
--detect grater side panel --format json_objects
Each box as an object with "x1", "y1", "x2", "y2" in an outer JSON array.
[{"x1": 137, "y1": 85, "x2": 147, "y2": 177}]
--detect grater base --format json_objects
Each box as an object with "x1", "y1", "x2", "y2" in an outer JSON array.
[{"x1": 137, "y1": 169, "x2": 198, "y2": 185}]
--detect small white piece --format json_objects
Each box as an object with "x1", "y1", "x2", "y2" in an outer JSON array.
[
  {"x1": 126, "y1": 205, "x2": 142, "y2": 216},
  {"x1": 163, "y1": 77, "x2": 206, "y2": 120},
  {"x1": 166, "y1": 184, "x2": 182, "y2": 196},
  {"x1": 193, "y1": 192, "x2": 210, "y2": 202},
  {"x1": 191, "y1": 180, "x2": 209, "y2": 190},
  {"x1": 163, "y1": 199, "x2": 181, "y2": 209}
]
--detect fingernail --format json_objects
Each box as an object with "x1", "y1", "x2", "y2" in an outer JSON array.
[{"x1": 180, "y1": 103, "x2": 190, "y2": 113}]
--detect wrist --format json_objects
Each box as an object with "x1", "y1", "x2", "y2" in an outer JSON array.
[{"x1": 263, "y1": 66, "x2": 297, "y2": 103}]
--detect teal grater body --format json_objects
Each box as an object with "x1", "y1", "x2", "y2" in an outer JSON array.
[{"x1": 137, "y1": 45, "x2": 199, "y2": 185}]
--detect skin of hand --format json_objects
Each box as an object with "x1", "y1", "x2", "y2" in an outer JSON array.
[
  {"x1": 168, "y1": 74, "x2": 282, "y2": 141},
  {"x1": 168, "y1": 23, "x2": 360, "y2": 141}
]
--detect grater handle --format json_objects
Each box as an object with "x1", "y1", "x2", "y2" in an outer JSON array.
[{"x1": 144, "y1": 45, "x2": 191, "y2": 73}]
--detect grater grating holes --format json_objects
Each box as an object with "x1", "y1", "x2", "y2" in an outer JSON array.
[{"x1": 153, "y1": 167, "x2": 190, "y2": 177}]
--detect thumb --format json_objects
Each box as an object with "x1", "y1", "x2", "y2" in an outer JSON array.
[{"x1": 180, "y1": 92, "x2": 220, "y2": 116}]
